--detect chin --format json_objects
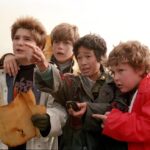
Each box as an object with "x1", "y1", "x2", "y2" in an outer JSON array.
[
  {"x1": 82, "y1": 73, "x2": 90, "y2": 77},
  {"x1": 120, "y1": 89, "x2": 129, "y2": 93}
]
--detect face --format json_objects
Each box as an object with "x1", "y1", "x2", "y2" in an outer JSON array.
[
  {"x1": 52, "y1": 40, "x2": 73, "y2": 63},
  {"x1": 111, "y1": 63, "x2": 142, "y2": 93},
  {"x1": 77, "y1": 46, "x2": 100, "y2": 81},
  {"x1": 13, "y1": 28, "x2": 37, "y2": 64}
]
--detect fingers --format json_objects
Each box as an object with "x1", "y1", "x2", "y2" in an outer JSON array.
[
  {"x1": 68, "y1": 103, "x2": 87, "y2": 118},
  {"x1": 68, "y1": 108, "x2": 82, "y2": 117},
  {"x1": 92, "y1": 114, "x2": 107, "y2": 121},
  {"x1": 68, "y1": 105, "x2": 86, "y2": 118},
  {"x1": 24, "y1": 43, "x2": 45, "y2": 63},
  {"x1": 105, "y1": 111, "x2": 110, "y2": 115},
  {"x1": 3, "y1": 55, "x2": 19, "y2": 76},
  {"x1": 92, "y1": 114, "x2": 107, "y2": 128},
  {"x1": 7, "y1": 61, "x2": 19, "y2": 76}
]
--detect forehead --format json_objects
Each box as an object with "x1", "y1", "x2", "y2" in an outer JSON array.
[
  {"x1": 77, "y1": 46, "x2": 94, "y2": 55},
  {"x1": 111, "y1": 63, "x2": 132, "y2": 70},
  {"x1": 14, "y1": 28, "x2": 32, "y2": 36}
]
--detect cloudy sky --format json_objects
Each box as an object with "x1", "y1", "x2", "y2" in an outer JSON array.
[{"x1": 0, "y1": 0, "x2": 150, "y2": 56}]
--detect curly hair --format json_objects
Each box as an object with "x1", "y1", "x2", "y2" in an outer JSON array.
[{"x1": 108, "y1": 40, "x2": 150, "y2": 74}]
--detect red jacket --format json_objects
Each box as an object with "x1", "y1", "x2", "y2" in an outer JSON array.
[{"x1": 103, "y1": 73, "x2": 150, "y2": 150}]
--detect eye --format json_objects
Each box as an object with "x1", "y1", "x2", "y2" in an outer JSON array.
[
  {"x1": 87, "y1": 55, "x2": 91, "y2": 58},
  {"x1": 77, "y1": 56, "x2": 82, "y2": 60},
  {"x1": 13, "y1": 36, "x2": 19, "y2": 40},
  {"x1": 24, "y1": 37, "x2": 31, "y2": 41},
  {"x1": 53, "y1": 40, "x2": 59, "y2": 43},
  {"x1": 64, "y1": 41, "x2": 72, "y2": 45},
  {"x1": 118, "y1": 69, "x2": 124, "y2": 73}
]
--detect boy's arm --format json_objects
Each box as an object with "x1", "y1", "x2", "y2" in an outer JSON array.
[
  {"x1": 0, "y1": 53, "x2": 19, "y2": 76},
  {"x1": 46, "y1": 100, "x2": 67, "y2": 137},
  {"x1": 34, "y1": 64, "x2": 62, "y2": 94},
  {"x1": 39, "y1": 92, "x2": 67, "y2": 137},
  {"x1": 102, "y1": 102, "x2": 150, "y2": 142}
]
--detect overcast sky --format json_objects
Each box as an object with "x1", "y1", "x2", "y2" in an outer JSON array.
[{"x1": 0, "y1": 0, "x2": 150, "y2": 56}]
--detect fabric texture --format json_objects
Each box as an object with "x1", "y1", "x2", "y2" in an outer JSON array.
[
  {"x1": 103, "y1": 73, "x2": 150, "y2": 150},
  {"x1": 35, "y1": 64, "x2": 127, "y2": 150}
]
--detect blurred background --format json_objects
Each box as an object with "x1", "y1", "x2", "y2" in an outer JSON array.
[{"x1": 0, "y1": 0, "x2": 150, "y2": 56}]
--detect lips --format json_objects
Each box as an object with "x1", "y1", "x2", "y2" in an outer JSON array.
[
  {"x1": 15, "y1": 49, "x2": 24, "y2": 53},
  {"x1": 116, "y1": 83, "x2": 123, "y2": 89},
  {"x1": 81, "y1": 68, "x2": 90, "y2": 74},
  {"x1": 56, "y1": 52, "x2": 64, "y2": 55}
]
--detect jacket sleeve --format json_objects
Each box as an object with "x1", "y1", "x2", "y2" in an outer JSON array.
[
  {"x1": 34, "y1": 64, "x2": 68, "y2": 107},
  {"x1": 46, "y1": 94, "x2": 67, "y2": 137},
  {"x1": 34, "y1": 64, "x2": 62, "y2": 94},
  {"x1": 83, "y1": 83, "x2": 114, "y2": 131},
  {"x1": 39, "y1": 92, "x2": 67, "y2": 138},
  {"x1": 103, "y1": 96, "x2": 150, "y2": 142}
]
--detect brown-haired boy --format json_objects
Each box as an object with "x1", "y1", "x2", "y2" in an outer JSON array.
[{"x1": 93, "y1": 40, "x2": 150, "y2": 150}]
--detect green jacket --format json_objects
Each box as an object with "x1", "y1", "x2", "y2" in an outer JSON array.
[{"x1": 35, "y1": 64, "x2": 127, "y2": 150}]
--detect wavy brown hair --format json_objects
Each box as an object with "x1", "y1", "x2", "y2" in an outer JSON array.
[
  {"x1": 11, "y1": 16, "x2": 47, "y2": 49},
  {"x1": 108, "y1": 40, "x2": 150, "y2": 74}
]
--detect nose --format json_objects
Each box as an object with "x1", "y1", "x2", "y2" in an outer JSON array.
[
  {"x1": 16, "y1": 38, "x2": 25, "y2": 46},
  {"x1": 79, "y1": 58, "x2": 87, "y2": 66},
  {"x1": 113, "y1": 73, "x2": 119, "y2": 82},
  {"x1": 57, "y1": 41, "x2": 64, "y2": 49}
]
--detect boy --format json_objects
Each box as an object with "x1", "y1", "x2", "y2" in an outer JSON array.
[
  {"x1": 50, "y1": 22, "x2": 79, "y2": 74},
  {"x1": 93, "y1": 41, "x2": 150, "y2": 150},
  {"x1": 0, "y1": 22, "x2": 80, "y2": 149},
  {"x1": 0, "y1": 17, "x2": 67, "y2": 150},
  {"x1": 28, "y1": 34, "x2": 127, "y2": 150}
]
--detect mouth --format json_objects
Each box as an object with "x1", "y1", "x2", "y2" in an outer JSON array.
[
  {"x1": 15, "y1": 49, "x2": 24, "y2": 53},
  {"x1": 117, "y1": 85, "x2": 126, "y2": 93},
  {"x1": 116, "y1": 83, "x2": 123, "y2": 89},
  {"x1": 56, "y1": 52, "x2": 64, "y2": 55},
  {"x1": 81, "y1": 68, "x2": 90, "y2": 74}
]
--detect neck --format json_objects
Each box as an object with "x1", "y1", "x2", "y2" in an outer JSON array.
[
  {"x1": 89, "y1": 71, "x2": 101, "y2": 81},
  {"x1": 18, "y1": 60, "x2": 32, "y2": 66},
  {"x1": 57, "y1": 55, "x2": 73, "y2": 64}
]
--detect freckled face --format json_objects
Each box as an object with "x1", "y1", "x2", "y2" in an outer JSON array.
[{"x1": 111, "y1": 63, "x2": 142, "y2": 93}]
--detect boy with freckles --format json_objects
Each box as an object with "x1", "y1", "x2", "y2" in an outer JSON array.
[{"x1": 93, "y1": 41, "x2": 150, "y2": 150}]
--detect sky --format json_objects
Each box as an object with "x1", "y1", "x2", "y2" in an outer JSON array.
[{"x1": 0, "y1": 0, "x2": 150, "y2": 57}]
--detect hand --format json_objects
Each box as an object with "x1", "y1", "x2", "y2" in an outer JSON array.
[
  {"x1": 68, "y1": 102, "x2": 87, "y2": 118},
  {"x1": 3, "y1": 54, "x2": 20, "y2": 76},
  {"x1": 92, "y1": 112, "x2": 109, "y2": 128},
  {"x1": 31, "y1": 113, "x2": 50, "y2": 131},
  {"x1": 24, "y1": 43, "x2": 49, "y2": 72}
]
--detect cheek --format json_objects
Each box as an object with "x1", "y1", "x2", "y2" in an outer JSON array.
[
  {"x1": 90, "y1": 63, "x2": 99, "y2": 73},
  {"x1": 65, "y1": 49, "x2": 73, "y2": 57},
  {"x1": 121, "y1": 76, "x2": 137, "y2": 91},
  {"x1": 52, "y1": 45, "x2": 57, "y2": 52},
  {"x1": 12, "y1": 43, "x2": 16, "y2": 52}
]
